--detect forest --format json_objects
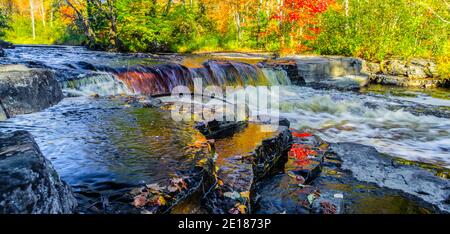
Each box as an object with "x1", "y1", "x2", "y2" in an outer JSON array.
[{"x1": 0, "y1": 0, "x2": 449, "y2": 76}]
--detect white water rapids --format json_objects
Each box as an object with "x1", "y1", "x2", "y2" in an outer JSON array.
[{"x1": 275, "y1": 86, "x2": 450, "y2": 167}]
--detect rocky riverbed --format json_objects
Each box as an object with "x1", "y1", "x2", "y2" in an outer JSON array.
[{"x1": 0, "y1": 45, "x2": 449, "y2": 214}]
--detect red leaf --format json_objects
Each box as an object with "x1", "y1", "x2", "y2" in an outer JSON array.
[{"x1": 292, "y1": 132, "x2": 313, "y2": 138}]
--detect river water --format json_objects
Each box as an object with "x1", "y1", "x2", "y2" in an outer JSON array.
[{"x1": 1, "y1": 46, "x2": 449, "y2": 212}]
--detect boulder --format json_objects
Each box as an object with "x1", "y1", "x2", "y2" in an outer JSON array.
[
  {"x1": 368, "y1": 74, "x2": 441, "y2": 88},
  {"x1": 268, "y1": 56, "x2": 366, "y2": 90},
  {"x1": 0, "y1": 131, "x2": 77, "y2": 214},
  {"x1": 0, "y1": 65, "x2": 63, "y2": 117},
  {"x1": 286, "y1": 56, "x2": 362, "y2": 83},
  {"x1": 362, "y1": 59, "x2": 445, "y2": 88}
]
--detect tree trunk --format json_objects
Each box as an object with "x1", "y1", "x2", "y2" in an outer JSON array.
[
  {"x1": 40, "y1": 0, "x2": 46, "y2": 28},
  {"x1": 29, "y1": 0, "x2": 36, "y2": 40},
  {"x1": 235, "y1": 12, "x2": 241, "y2": 44},
  {"x1": 344, "y1": 0, "x2": 349, "y2": 30},
  {"x1": 66, "y1": 0, "x2": 96, "y2": 46},
  {"x1": 344, "y1": 0, "x2": 349, "y2": 17},
  {"x1": 256, "y1": 0, "x2": 263, "y2": 47},
  {"x1": 106, "y1": 0, "x2": 122, "y2": 50},
  {"x1": 164, "y1": 0, "x2": 173, "y2": 16}
]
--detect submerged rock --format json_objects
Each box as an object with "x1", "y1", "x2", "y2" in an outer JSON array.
[
  {"x1": 0, "y1": 65, "x2": 63, "y2": 117},
  {"x1": 0, "y1": 131, "x2": 77, "y2": 214}
]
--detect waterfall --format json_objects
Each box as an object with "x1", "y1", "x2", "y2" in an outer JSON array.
[
  {"x1": 61, "y1": 72, "x2": 133, "y2": 97},
  {"x1": 62, "y1": 60, "x2": 291, "y2": 97},
  {"x1": 261, "y1": 68, "x2": 291, "y2": 86}
]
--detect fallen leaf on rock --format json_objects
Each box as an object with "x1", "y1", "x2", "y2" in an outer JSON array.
[
  {"x1": 237, "y1": 204, "x2": 247, "y2": 214},
  {"x1": 287, "y1": 172, "x2": 306, "y2": 184},
  {"x1": 146, "y1": 183, "x2": 165, "y2": 192},
  {"x1": 320, "y1": 201, "x2": 337, "y2": 214},
  {"x1": 319, "y1": 143, "x2": 329, "y2": 150},
  {"x1": 228, "y1": 207, "x2": 240, "y2": 214},
  {"x1": 240, "y1": 191, "x2": 250, "y2": 200},
  {"x1": 223, "y1": 191, "x2": 241, "y2": 200},
  {"x1": 169, "y1": 177, "x2": 188, "y2": 192},
  {"x1": 152, "y1": 196, "x2": 166, "y2": 206},
  {"x1": 197, "y1": 158, "x2": 208, "y2": 167},
  {"x1": 307, "y1": 194, "x2": 316, "y2": 204},
  {"x1": 132, "y1": 195, "x2": 148, "y2": 208},
  {"x1": 168, "y1": 185, "x2": 178, "y2": 193},
  {"x1": 130, "y1": 187, "x2": 144, "y2": 196},
  {"x1": 292, "y1": 132, "x2": 313, "y2": 138}
]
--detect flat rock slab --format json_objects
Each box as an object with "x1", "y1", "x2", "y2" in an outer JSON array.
[
  {"x1": 279, "y1": 56, "x2": 363, "y2": 82},
  {"x1": 0, "y1": 64, "x2": 63, "y2": 117},
  {"x1": 0, "y1": 131, "x2": 77, "y2": 214},
  {"x1": 331, "y1": 142, "x2": 450, "y2": 213}
]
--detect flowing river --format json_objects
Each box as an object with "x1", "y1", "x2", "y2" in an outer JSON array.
[{"x1": 1, "y1": 45, "x2": 449, "y2": 212}]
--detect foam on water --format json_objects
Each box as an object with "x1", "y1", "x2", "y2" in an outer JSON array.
[{"x1": 277, "y1": 86, "x2": 450, "y2": 167}]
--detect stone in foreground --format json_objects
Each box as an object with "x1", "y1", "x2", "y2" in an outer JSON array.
[
  {"x1": 0, "y1": 131, "x2": 77, "y2": 214},
  {"x1": 0, "y1": 65, "x2": 63, "y2": 118}
]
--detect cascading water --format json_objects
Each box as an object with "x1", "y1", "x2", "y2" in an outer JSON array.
[
  {"x1": 61, "y1": 72, "x2": 133, "y2": 96},
  {"x1": 48, "y1": 59, "x2": 288, "y2": 97},
  {"x1": 90, "y1": 60, "x2": 287, "y2": 96}
]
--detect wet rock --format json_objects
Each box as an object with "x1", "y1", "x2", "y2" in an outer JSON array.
[
  {"x1": 0, "y1": 131, "x2": 77, "y2": 214},
  {"x1": 285, "y1": 132, "x2": 327, "y2": 183},
  {"x1": 75, "y1": 61, "x2": 97, "y2": 71},
  {"x1": 0, "y1": 64, "x2": 63, "y2": 117},
  {"x1": 203, "y1": 155, "x2": 253, "y2": 214},
  {"x1": 269, "y1": 56, "x2": 367, "y2": 90},
  {"x1": 306, "y1": 75, "x2": 369, "y2": 91},
  {"x1": 0, "y1": 40, "x2": 15, "y2": 49},
  {"x1": 284, "y1": 56, "x2": 362, "y2": 83},
  {"x1": 368, "y1": 74, "x2": 442, "y2": 88},
  {"x1": 253, "y1": 174, "x2": 316, "y2": 214},
  {"x1": 196, "y1": 120, "x2": 248, "y2": 139},
  {"x1": 204, "y1": 124, "x2": 291, "y2": 214},
  {"x1": 253, "y1": 131, "x2": 328, "y2": 214},
  {"x1": 330, "y1": 142, "x2": 450, "y2": 213},
  {"x1": 258, "y1": 60, "x2": 305, "y2": 85},
  {"x1": 253, "y1": 126, "x2": 292, "y2": 179},
  {"x1": 363, "y1": 59, "x2": 445, "y2": 88},
  {"x1": 254, "y1": 132, "x2": 443, "y2": 214},
  {"x1": 109, "y1": 137, "x2": 216, "y2": 214},
  {"x1": 311, "y1": 146, "x2": 442, "y2": 214}
]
